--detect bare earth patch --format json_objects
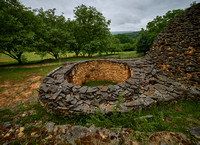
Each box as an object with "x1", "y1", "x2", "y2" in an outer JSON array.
[{"x1": 0, "y1": 76, "x2": 42, "y2": 109}]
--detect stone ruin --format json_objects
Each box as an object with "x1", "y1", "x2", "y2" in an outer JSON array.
[{"x1": 38, "y1": 4, "x2": 200, "y2": 114}]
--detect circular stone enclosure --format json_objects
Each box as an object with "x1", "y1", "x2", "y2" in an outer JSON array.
[
  {"x1": 66, "y1": 60, "x2": 133, "y2": 86},
  {"x1": 39, "y1": 4, "x2": 200, "y2": 115}
]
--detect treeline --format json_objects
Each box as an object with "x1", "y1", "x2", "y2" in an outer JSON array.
[
  {"x1": 0, "y1": 0, "x2": 118, "y2": 63},
  {"x1": 111, "y1": 7, "x2": 186, "y2": 54},
  {"x1": 0, "y1": 0, "x2": 196, "y2": 63},
  {"x1": 113, "y1": 2, "x2": 196, "y2": 55},
  {"x1": 136, "y1": 2, "x2": 197, "y2": 54}
]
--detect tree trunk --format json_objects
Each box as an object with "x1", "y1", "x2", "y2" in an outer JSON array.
[
  {"x1": 16, "y1": 53, "x2": 23, "y2": 64},
  {"x1": 75, "y1": 51, "x2": 79, "y2": 57},
  {"x1": 17, "y1": 59, "x2": 22, "y2": 64},
  {"x1": 54, "y1": 54, "x2": 58, "y2": 59}
]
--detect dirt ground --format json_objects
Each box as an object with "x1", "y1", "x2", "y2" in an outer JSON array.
[{"x1": 0, "y1": 76, "x2": 42, "y2": 109}]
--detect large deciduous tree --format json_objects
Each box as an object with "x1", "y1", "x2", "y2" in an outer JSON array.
[
  {"x1": 34, "y1": 8, "x2": 69, "y2": 59},
  {"x1": 69, "y1": 4, "x2": 111, "y2": 56},
  {"x1": 0, "y1": 0, "x2": 37, "y2": 63}
]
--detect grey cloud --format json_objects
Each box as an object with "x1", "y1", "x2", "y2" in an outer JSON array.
[{"x1": 20, "y1": 0, "x2": 200, "y2": 31}]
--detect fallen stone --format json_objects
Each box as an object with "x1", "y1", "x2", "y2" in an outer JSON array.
[
  {"x1": 18, "y1": 127, "x2": 24, "y2": 138},
  {"x1": 1, "y1": 122, "x2": 12, "y2": 129},
  {"x1": 45, "y1": 122, "x2": 55, "y2": 132},
  {"x1": 136, "y1": 115, "x2": 153, "y2": 120},
  {"x1": 189, "y1": 126, "x2": 200, "y2": 139},
  {"x1": 65, "y1": 126, "x2": 91, "y2": 139}
]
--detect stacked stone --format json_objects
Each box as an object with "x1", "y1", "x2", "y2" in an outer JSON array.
[
  {"x1": 150, "y1": 3, "x2": 200, "y2": 86},
  {"x1": 38, "y1": 58, "x2": 199, "y2": 114}
]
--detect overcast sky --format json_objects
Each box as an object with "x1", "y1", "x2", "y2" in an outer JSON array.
[{"x1": 20, "y1": 0, "x2": 199, "y2": 32}]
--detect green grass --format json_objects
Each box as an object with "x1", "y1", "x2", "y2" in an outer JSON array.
[
  {"x1": 0, "y1": 52, "x2": 76, "y2": 65},
  {"x1": 15, "y1": 102, "x2": 69, "y2": 125},
  {"x1": 0, "y1": 64, "x2": 60, "y2": 84},
  {"x1": 1, "y1": 98, "x2": 199, "y2": 136},
  {"x1": 0, "y1": 97, "x2": 199, "y2": 145},
  {"x1": 82, "y1": 81, "x2": 117, "y2": 87},
  {"x1": 119, "y1": 51, "x2": 144, "y2": 59},
  {"x1": 0, "y1": 51, "x2": 142, "y2": 66}
]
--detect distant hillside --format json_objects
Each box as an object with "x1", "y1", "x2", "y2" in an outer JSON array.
[
  {"x1": 111, "y1": 31, "x2": 133, "y2": 35},
  {"x1": 111, "y1": 31, "x2": 140, "y2": 39}
]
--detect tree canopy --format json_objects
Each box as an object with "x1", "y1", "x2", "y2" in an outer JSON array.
[
  {"x1": 0, "y1": 0, "x2": 37, "y2": 63},
  {"x1": 0, "y1": 1, "x2": 112, "y2": 63},
  {"x1": 68, "y1": 4, "x2": 111, "y2": 56},
  {"x1": 34, "y1": 8, "x2": 69, "y2": 59},
  {"x1": 136, "y1": 8, "x2": 184, "y2": 54},
  {"x1": 1, "y1": 0, "x2": 192, "y2": 63}
]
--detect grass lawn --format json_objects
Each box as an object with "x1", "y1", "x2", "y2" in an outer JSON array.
[
  {"x1": 82, "y1": 81, "x2": 118, "y2": 87},
  {"x1": 0, "y1": 52, "x2": 76, "y2": 66},
  {"x1": 0, "y1": 98, "x2": 199, "y2": 136},
  {"x1": 0, "y1": 64, "x2": 60, "y2": 84},
  {"x1": 0, "y1": 51, "x2": 142, "y2": 66}
]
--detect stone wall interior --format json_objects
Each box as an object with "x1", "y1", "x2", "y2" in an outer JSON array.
[
  {"x1": 66, "y1": 60, "x2": 133, "y2": 86},
  {"x1": 38, "y1": 4, "x2": 200, "y2": 115}
]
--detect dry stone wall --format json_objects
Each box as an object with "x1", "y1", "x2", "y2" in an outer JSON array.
[
  {"x1": 149, "y1": 3, "x2": 200, "y2": 86},
  {"x1": 39, "y1": 59, "x2": 156, "y2": 114},
  {"x1": 38, "y1": 4, "x2": 200, "y2": 114}
]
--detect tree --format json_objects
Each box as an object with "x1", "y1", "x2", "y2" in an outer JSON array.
[
  {"x1": 71, "y1": 4, "x2": 111, "y2": 56},
  {"x1": 123, "y1": 31, "x2": 139, "y2": 39},
  {"x1": 34, "y1": 8, "x2": 69, "y2": 59},
  {"x1": 107, "y1": 36, "x2": 121, "y2": 54},
  {"x1": 0, "y1": 0, "x2": 37, "y2": 63},
  {"x1": 66, "y1": 20, "x2": 82, "y2": 57},
  {"x1": 136, "y1": 8, "x2": 184, "y2": 54},
  {"x1": 136, "y1": 29, "x2": 153, "y2": 54},
  {"x1": 146, "y1": 9, "x2": 184, "y2": 34},
  {"x1": 114, "y1": 34, "x2": 135, "y2": 44}
]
